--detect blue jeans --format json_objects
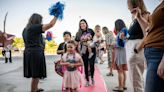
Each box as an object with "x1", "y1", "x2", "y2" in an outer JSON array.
[{"x1": 144, "y1": 48, "x2": 164, "y2": 92}]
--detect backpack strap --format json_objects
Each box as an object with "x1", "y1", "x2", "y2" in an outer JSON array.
[{"x1": 66, "y1": 53, "x2": 76, "y2": 60}]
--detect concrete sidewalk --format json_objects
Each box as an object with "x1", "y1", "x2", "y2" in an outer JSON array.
[
  {"x1": 97, "y1": 56, "x2": 133, "y2": 92},
  {"x1": 0, "y1": 54, "x2": 136, "y2": 92}
]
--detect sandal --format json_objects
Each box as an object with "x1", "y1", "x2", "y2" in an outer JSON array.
[
  {"x1": 115, "y1": 86, "x2": 127, "y2": 90},
  {"x1": 113, "y1": 87, "x2": 124, "y2": 92},
  {"x1": 36, "y1": 88, "x2": 44, "y2": 92},
  {"x1": 106, "y1": 73, "x2": 114, "y2": 76},
  {"x1": 100, "y1": 61, "x2": 104, "y2": 64}
]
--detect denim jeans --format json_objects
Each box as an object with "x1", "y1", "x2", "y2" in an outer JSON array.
[{"x1": 144, "y1": 48, "x2": 164, "y2": 92}]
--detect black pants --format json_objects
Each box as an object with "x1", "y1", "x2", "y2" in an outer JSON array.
[
  {"x1": 5, "y1": 57, "x2": 12, "y2": 63},
  {"x1": 5, "y1": 51, "x2": 12, "y2": 63},
  {"x1": 82, "y1": 52, "x2": 96, "y2": 81}
]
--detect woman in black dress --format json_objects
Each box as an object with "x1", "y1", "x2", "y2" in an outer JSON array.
[
  {"x1": 75, "y1": 19, "x2": 96, "y2": 87},
  {"x1": 22, "y1": 13, "x2": 57, "y2": 92}
]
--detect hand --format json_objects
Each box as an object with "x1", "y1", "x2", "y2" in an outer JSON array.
[
  {"x1": 131, "y1": 7, "x2": 141, "y2": 19},
  {"x1": 134, "y1": 42, "x2": 142, "y2": 54},
  {"x1": 54, "y1": 9, "x2": 60, "y2": 18},
  {"x1": 66, "y1": 62, "x2": 70, "y2": 66},
  {"x1": 120, "y1": 32, "x2": 125, "y2": 40},
  {"x1": 133, "y1": 44, "x2": 138, "y2": 54},
  {"x1": 3, "y1": 33, "x2": 7, "y2": 38},
  {"x1": 101, "y1": 40, "x2": 104, "y2": 43},
  {"x1": 69, "y1": 63, "x2": 74, "y2": 68},
  {"x1": 97, "y1": 40, "x2": 100, "y2": 43},
  {"x1": 87, "y1": 36, "x2": 92, "y2": 41},
  {"x1": 157, "y1": 58, "x2": 164, "y2": 79},
  {"x1": 104, "y1": 49, "x2": 107, "y2": 53},
  {"x1": 134, "y1": 48, "x2": 138, "y2": 54},
  {"x1": 106, "y1": 45, "x2": 109, "y2": 50},
  {"x1": 61, "y1": 50, "x2": 65, "y2": 53}
]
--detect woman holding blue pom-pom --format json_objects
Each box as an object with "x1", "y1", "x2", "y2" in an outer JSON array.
[{"x1": 22, "y1": 2, "x2": 64, "y2": 92}]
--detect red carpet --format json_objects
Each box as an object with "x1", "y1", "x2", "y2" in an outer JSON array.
[{"x1": 78, "y1": 66, "x2": 108, "y2": 92}]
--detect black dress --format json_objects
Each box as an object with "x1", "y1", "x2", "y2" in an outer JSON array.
[{"x1": 22, "y1": 24, "x2": 46, "y2": 78}]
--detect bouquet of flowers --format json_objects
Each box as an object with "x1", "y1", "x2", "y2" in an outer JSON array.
[{"x1": 80, "y1": 33, "x2": 92, "y2": 42}]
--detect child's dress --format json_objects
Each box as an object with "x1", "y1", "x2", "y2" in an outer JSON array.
[{"x1": 62, "y1": 53, "x2": 82, "y2": 89}]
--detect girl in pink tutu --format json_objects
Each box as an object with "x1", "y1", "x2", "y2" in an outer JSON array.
[{"x1": 60, "y1": 40, "x2": 83, "y2": 92}]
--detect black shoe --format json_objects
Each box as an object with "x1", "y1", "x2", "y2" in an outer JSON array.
[{"x1": 123, "y1": 87, "x2": 127, "y2": 90}]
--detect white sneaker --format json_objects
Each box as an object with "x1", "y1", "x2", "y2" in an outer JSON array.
[
  {"x1": 91, "y1": 78, "x2": 95, "y2": 85},
  {"x1": 85, "y1": 81, "x2": 90, "y2": 87}
]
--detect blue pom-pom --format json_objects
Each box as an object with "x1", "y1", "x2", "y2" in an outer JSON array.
[{"x1": 49, "y1": 1, "x2": 65, "y2": 20}]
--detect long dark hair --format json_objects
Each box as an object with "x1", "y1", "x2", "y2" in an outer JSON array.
[
  {"x1": 25, "y1": 13, "x2": 42, "y2": 29},
  {"x1": 115, "y1": 19, "x2": 126, "y2": 32},
  {"x1": 75, "y1": 19, "x2": 88, "y2": 41}
]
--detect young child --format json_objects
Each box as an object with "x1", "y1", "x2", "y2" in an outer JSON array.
[
  {"x1": 102, "y1": 27, "x2": 115, "y2": 76},
  {"x1": 93, "y1": 25, "x2": 105, "y2": 64},
  {"x1": 60, "y1": 40, "x2": 83, "y2": 92},
  {"x1": 57, "y1": 31, "x2": 72, "y2": 55},
  {"x1": 80, "y1": 33, "x2": 94, "y2": 58},
  {"x1": 113, "y1": 19, "x2": 129, "y2": 91}
]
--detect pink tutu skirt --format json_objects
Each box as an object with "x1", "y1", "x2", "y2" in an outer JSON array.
[{"x1": 63, "y1": 70, "x2": 82, "y2": 89}]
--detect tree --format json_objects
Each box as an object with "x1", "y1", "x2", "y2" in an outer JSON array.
[
  {"x1": 12, "y1": 37, "x2": 24, "y2": 50},
  {"x1": 45, "y1": 40, "x2": 58, "y2": 54}
]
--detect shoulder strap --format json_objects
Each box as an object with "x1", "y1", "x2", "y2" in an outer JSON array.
[{"x1": 66, "y1": 53, "x2": 76, "y2": 59}]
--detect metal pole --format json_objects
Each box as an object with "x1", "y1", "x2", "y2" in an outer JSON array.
[
  {"x1": 3, "y1": 12, "x2": 8, "y2": 47},
  {"x1": 4, "y1": 12, "x2": 8, "y2": 33}
]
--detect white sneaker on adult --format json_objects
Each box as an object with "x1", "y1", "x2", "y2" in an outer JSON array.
[
  {"x1": 85, "y1": 81, "x2": 90, "y2": 87},
  {"x1": 91, "y1": 78, "x2": 95, "y2": 85}
]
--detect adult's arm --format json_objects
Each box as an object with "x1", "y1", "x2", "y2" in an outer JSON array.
[
  {"x1": 57, "y1": 50, "x2": 65, "y2": 54},
  {"x1": 132, "y1": 8, "x2": 150, "y2": 35},
  {"x1": 132, "y1": 8, "x2": 150, "y2": 52},
  {"x1": 134, "y1": 37, "x2": 145, "y2": 53},
  {"x1": 42, "y1": 17, "x2": 57, "y2": 32}
]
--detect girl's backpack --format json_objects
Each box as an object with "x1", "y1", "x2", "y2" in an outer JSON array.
[{"x1": 54, "y1": 60, "x2": 64, "y2": 77}]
